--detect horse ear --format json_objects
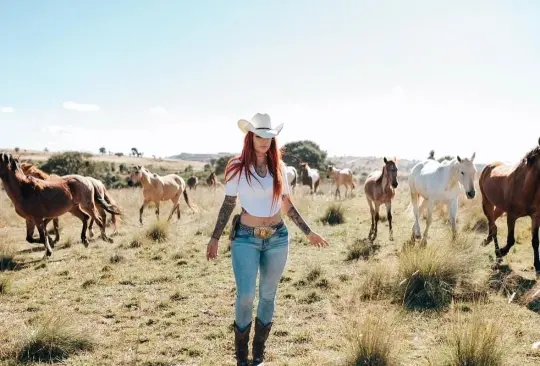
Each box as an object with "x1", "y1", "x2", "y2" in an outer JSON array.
[
  {"x1": 471, "y1": 152, "x2": 476, "y2": 161},
  {"x1": 384, "y1": 157, "x2": 388, "y2": 164},
  {"x1": 457, "y1": 156, "x2": 462, "y2": 163},
  {"x1": 538, "y1": 137, "x2": 540, "y2": 146}
]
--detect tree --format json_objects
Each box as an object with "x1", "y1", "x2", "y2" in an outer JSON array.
[
  {"x1": 215, "y1": 155, "x2": 234, "y2": 175},
  {"x1": 14, "y1": 147, "x2": 20, "y2": 153},
  {"x1": 281, "y1": 140, "x2": 328, "y2": 171},
  {"x1": 99, "y1": 147, "x2": 106, "y2": 155},
  {"x1": 210, "y1": 158, "x2": 217, "y2": 167},
  {"x1": 204, "y1": 163, "x2": 212, "y2": 172},
  {"x1": 131, "y1": 147, "x2": 139, "y2": 157},
  {"x1": 40, "y1": 151, "x2": 94, "y2": 176}
]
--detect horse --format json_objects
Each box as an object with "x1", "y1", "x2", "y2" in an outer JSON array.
[
  {"x1": 285, "y1": 165, "x2": 298, "y2": 195},
  {"x1": 187, "y1": 175, "x2": 198, "y2": 190},
  {"x1": 364, "y1": 157, "x2": 398, "y2": 241},
  {"x1": 327, "y1": 165, "x2": 355, "y2": 199},
  {"x1": 299, "y1": 162, "x2": 320, "y2": 195},
  {"x1": 20, "y1": 162, "x2": 121, "y2": 242},
  {"x1": 206, "y1": 171, "x2": 218, "y2": 190},
  {"x1": 408, "y1": 153, "x2": 477, "y2": 244},
  {"x1": 128, "y1": 165, "x2": 197, "y2": 225},
  {"x1": 479, "y1": 138, "x2": 540, "y2": 276},
  {"x1": 0, "y1": 153, "x2": 118, "y2": 258}
]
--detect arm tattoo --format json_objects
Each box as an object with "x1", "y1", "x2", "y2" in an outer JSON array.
[
  {"x1": 286, "y1": 203, "x2": 312, "y2": 235},
  {"x1": 211, "y1": 195, "x2": 237, "y2": 240}
]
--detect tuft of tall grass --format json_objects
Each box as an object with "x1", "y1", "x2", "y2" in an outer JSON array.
[
  {"x1": 394, "y1": 235, "x2": 485, "y2": 310},
  {"x1": 319, "y1": 203, "x2": 346, "y2": 226},
  {"x1": 145, "y1": 220, "x2": 169, "y2": 243},
  {"x1": 343, "y1": 312, "x2": 397, "y2": 366},
  {"x1": 13, "y1": 314, "x2": 95, "y2": 362}
]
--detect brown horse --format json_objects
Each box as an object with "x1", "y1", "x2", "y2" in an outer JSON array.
[
  {"x1": 21, "y1": 163, "x2": 121, "y2": 242},
  {"x1": 128, "y1": 165, "x2": 197, "y2": 225},
  {"x1": 479, "y1": 138, "x2": 540, "y2": 276},
  {"x1": 364, "y1": 157, "x2": 399, "y2": 241},
  {"x1": 326, "y1": 165, "x2": 355, "y2": 199},
  {"x1": 0, "y1": 153, "x2": 118, "y2": 258},
  {"x1": 206, "y1": 171, "x2": 218, "y2": 190}
]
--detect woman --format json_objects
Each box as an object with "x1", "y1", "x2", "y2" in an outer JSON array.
[{"x1": 206, "y1": 113, "x2": 329, "y2": 365}]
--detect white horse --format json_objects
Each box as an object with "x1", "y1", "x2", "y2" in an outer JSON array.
[
  {"x1": 408, "y1": 153, "x2": 477, "y2": 244},
  {"x1": 285, "y1": 165, "x2": 298, "y2": 195}
]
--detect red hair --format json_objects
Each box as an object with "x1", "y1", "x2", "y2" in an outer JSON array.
[{"x1": 225, "y1": 131, "x2": 283, "y2": 210}]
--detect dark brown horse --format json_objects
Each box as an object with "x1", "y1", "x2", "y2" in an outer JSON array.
[
  {"x1": 479, "y1": 137, "x2": 540, "y2": 276},
  {"x1": 0, "y1": 153, "x2": 118, "y2": 258},
  {"x1": 20, "y1": 162, "x2": 121, "y2": 243},
  {"x1": 206, "y1": 171, "x2": 217, "y2": 190},
  {"x1": 300, "y1": 162, "x2": 320, "y2": 195},
  {"x1": 364, "y1": 157, "x2": 399, "y2": 241},
  {"x1": 187, "y1": 175, "x2": 198, "y2": 190}
]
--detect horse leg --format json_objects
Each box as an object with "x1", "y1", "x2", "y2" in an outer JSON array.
[
  {"x1": 372, "y1": 203, "x2": 381, "y2": 241},
  {"x1": 421, "y1": 200, "x2": 434, "y2": 246},
  {"x1": 481, "y1": 197, "x2": 496, "y2": 246},
  {"x1": 448, "y1": 198, "x2": 458, "y2": 240},
  {"x1": 139, "y1": 199, "x2": 150, "y2": 225},
  {"x1": 167, "y1": 196, "x2": 180, "y2": 222},
  {"x1": 88, "y1": 218, "x2": 95, "y2": 238},
  {"x1": 531, "y1": 215, "x2": 540, "y2": 277},
  {"x1": 36, "y1": 219, "x2": 53, "y2": 259},
  {"x1": 52, "y1": 217, "x2": 60, "y2": 244},
  {"x1": 155, "y1": 201, "x2": 161, "y2": 220},
  {"x1": 26, "y1": 218, "x2": 38, "y2": 243},
  {"x1": 496, "y1": 214, "x2": 517, "y2": 259},
  {"x1": 79, "y1": 203, "x2": 112, "y2": 244},
  {"x1": 367, "y1": 197, "x2": 375, "y2": 240},
  {"x1": 385, "y1": 201, "x2": 393, "y2": 241},
  {"x1": 70, "y1": 207, "x2": 90, "y2": 247},
  {"x1": 411, "y1": 193, "x2": 422, "y2": 240}
]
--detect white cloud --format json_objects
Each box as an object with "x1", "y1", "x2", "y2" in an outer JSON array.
[
  {"x1": 63, "y1": 101, "x2": 100, "y2": 112},
  {"x1": 1, "y1": 107, "x2": 14, "y2": 113},
  {"x1": 150, "y1": 106, "x2": 167, "y2": 115}
]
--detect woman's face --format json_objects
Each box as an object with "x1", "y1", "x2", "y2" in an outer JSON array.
[{"x1": 253, "y1": 134, "x2": 273, "y2": 155}]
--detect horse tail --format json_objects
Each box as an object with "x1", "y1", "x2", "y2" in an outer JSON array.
[
  {"x1": 95, "y1": 189, "x2": 122, "y2": 215},
  {"x1": 103, "y1": 189, "x2": 121, "y2": 227},
  {"x1": 183, "y1": 189, "x2": 198, "y2": 212}
]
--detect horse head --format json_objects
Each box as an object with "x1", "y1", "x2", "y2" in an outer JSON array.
[
  {"x1": 127, "y1": 165, "x2": 144, "y2": 186},
  {"x1": 456, "y1": 152, "x2": 477, "y2": 199},
  {"x1": 326, "y1": 165, "x2": 335, "y2": 179},
  {"x1": 383, "y1": 157, "x2": 399, "y2": 188}
]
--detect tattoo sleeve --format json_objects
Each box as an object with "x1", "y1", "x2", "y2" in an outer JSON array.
[
  {"x1": 211, "y1": 195, "x2": 237, "y2": 240},
  {"x1": 285, "y1": 199, "x2": 312, "y2": 235}
]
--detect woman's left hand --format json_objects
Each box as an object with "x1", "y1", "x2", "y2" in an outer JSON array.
[{"x1": 307, "y1": 231, "x2": 329, "y2": 248}]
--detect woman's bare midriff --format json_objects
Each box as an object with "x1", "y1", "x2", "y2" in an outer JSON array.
[{"x1": 240, "y1": 209, "x2": 283, "y2": 227}]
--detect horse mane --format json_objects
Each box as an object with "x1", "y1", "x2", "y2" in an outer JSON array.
[
  {"x1": 520, "y1": 143, "x2": 540, "y2": 201},
  {"x1": 20, "y1": 162, "x2": 50, "y2": 180}
]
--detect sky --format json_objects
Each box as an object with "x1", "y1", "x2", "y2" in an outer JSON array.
[{"x1": 1, "y1": 0, "x2": 539, "y2": 164}]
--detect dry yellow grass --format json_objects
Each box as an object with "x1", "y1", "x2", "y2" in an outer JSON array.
[{"x1": 0, "y1": 178, "x2": 539, "y2": 365}]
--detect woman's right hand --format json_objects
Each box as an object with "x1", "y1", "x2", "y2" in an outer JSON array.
[{"x1": 206, "y1": 238, "x2": 219, "y2": 261}]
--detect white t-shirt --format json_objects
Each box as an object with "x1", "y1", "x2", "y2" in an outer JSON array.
[{"x1": 225, "y1": 160, "x2": 291, "y2": 217}]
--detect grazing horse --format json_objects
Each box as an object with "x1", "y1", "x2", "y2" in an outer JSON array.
[
  {"x1": 479, "y1": 138, "x2": 540, "y2": 276},
  {"x1": 285, "y1": 165, "x2": 298, "y2": 195},
  {"x1": 0, "y1": 153, "x2": 118, "y2": 258},
  {"x1": 327, "y1": 165, "x2": 355, "y2": 199},
  {"x1": 299, "y1": 162, "x2": 320, "y2": 195},
  {"x1": 408, "y1": 153, "x2": 477, "y2": 244},
  {"x1": 364, "y1": 158, "x2": 398, "y2": 241},
  {"x1": 128, "y1": 165, "x2": 197, "y2": 225},
  {"x1": 187, "y1": 175, "x2": 198, "y2": 190},
  {"x1": 21, "y1": 163, "x2": 121, "y2": 242},
  {"x1": 206, "y1": 171, "x2": 218, "y2": 190}
]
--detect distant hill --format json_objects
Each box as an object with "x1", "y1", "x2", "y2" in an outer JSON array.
[{"x1": 167, "y1": 152, "x2": 236, "y2": 163}]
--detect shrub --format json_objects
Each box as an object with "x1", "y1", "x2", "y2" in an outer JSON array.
[{"x1": 320, "y1": 204, "x2": 345, "y2": 225}]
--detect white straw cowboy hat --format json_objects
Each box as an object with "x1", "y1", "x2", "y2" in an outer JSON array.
[{"x1": 237, "y1": 113, "x2": 284, "y2": 138}]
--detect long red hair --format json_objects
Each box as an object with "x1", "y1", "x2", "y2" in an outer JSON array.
[{"x1": 225, "y1": 131, "x2": 283, "y2": 210}]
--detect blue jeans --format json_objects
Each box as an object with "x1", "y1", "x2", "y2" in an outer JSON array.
[{"x1": 231, "y1": 223, "x2": 289, "y2": 330}]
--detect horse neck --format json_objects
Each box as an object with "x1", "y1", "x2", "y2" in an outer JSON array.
[
  {"x1": 377, "y1": 166, "x2": 389, "y2": 190},
  {"x1": 443, "y1": 160, "x2": 461, "y2": 190},
  {"x1": 522, "y1": 164, "x2": 540, "y2": 204},
  {"x1": 139, "y1": 170, "x2": 153, "y2": 186},
  {"x1": 0, "y1": 170, "x2": 25, "y2": 202}
]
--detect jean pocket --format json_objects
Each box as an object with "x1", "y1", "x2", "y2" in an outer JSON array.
[{"x1": 275, "y1": 225, "x2": 289, "y2": 238}]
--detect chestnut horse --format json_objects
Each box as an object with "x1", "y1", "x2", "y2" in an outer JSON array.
[
  {"x1": 206, "y1": 171, "x2": 218, "y2": 190},
  {"x1": 364, "y1": 157, "x2": 398, "y2": 241},
  {"x1": 0, "y1": 153, "x2": 118, "y2": 258},
  {"x1": 479, "y1": 138, "x2": 540, "y2": 276},
  {"x1": 128, "y1": 165, "x2": 197, "y2": 225},
  {"x1": 21, "y1": 162, "x2": 121, "y2": 242}
]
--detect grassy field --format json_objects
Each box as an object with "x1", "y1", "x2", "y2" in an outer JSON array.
[{"x1": 0, "y1": 177, "x2": 539, "y2": 365}]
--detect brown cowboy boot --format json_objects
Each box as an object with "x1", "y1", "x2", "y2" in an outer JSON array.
[
  {"x1": 234, "y1": 321, "x2": 251, "y2": 366},
  {"x1": 252, "y1": 317, "x2": 273, "y2": 365}
]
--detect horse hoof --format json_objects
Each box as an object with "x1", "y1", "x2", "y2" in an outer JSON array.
[{"x1": 82, "y1": 240, "x2": 90, "y2": 248}]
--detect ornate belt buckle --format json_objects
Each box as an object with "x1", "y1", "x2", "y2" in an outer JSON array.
[{"x1": 254, "y1": 226, "x2": 276, "y2": 239}]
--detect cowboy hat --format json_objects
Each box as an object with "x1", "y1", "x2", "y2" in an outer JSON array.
[{"x1": 237, "y1": 113, "x2": 284, "y2": 138}]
